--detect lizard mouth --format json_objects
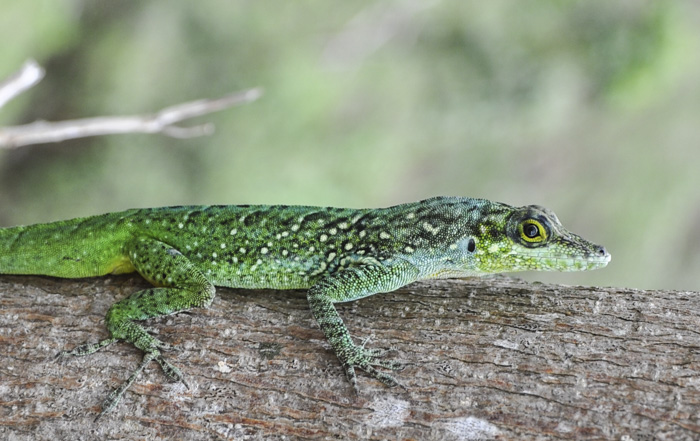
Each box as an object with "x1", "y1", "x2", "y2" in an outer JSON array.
[{"x1": 543, "y1": 251, "x2": 611, "y2": 271}]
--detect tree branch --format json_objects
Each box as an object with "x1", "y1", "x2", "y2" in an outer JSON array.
[
  {"x1": 1, "y1": 275, "x2": 698, "y2": 439},
  {"x1": 0, "y1": 59, "x2": 45, "y2": 109},
  {"x1": 0, "y1": 60, "x2": 262, "y2": 149}
]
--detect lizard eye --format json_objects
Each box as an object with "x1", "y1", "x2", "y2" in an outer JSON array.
[
  {"x1": 519, "y1": 219, "x2": 547, "y2": 243},
  {"x1": 524, "y1": 224, "x2": 539, "y2": 238}
]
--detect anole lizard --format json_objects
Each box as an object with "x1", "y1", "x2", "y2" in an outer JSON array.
[{"x1": 0, "y1": 196, "x2": 610, "y2": 419}]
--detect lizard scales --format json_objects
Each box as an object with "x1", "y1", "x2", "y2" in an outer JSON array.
[{"x1": 0, "y1": 196, "x2": 610, "y2": 418}]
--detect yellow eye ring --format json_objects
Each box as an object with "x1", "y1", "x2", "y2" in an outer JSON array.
[{"x1": 519, "y1": 219, "x2": 547, "y2": 243}]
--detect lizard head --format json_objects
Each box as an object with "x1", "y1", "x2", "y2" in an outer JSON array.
[
  {"x1": 473, "y1": 204, "x2": 611, "y2": 274},
  {"x1": 398, "y1": 197, "x2": 610, "y2": 279}
]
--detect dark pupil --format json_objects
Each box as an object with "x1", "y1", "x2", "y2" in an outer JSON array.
[{"x1": 524, "y1": 224, "x2": 539, "y2": 238}]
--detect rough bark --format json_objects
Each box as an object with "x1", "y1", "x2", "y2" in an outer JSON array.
[{"x1": 0, "y1": 274, "x2": 698, "y2": 440}]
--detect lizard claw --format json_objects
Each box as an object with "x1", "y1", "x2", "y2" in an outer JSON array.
[
  {"x1": 155, "y1": 355, "x2": 188, "y2": 388},
  {"x1": 339, "y1": 344, "x2": 402, "y2": 390}
]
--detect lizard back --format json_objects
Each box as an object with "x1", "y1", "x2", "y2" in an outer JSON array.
[{"x1": 126, "y1": 197, "x2": 505, "y2": 289}]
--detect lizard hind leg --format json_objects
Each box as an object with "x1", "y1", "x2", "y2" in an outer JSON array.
[{"x1": 71, "y1": 237, "x2": 215, "y2": 418}]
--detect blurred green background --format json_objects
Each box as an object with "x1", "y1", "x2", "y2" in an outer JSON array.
[{"x1": 0, "y1": 1, "x2": 698, "y2": 290}]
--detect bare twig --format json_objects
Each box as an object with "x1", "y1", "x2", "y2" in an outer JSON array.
[
  {"x1": 321, "y1": 0, "x2": 437, "y2": 69},
  {"x1": 0, "y1": 59, "x2": 263, "y2": 149},
  {"x1": 0, "y1": 59, "x2": 45, "y2": 109}
]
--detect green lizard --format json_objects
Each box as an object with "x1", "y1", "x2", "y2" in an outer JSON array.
[{"x1": 0, "y1": 196, "x2": 610, "y2": 419}]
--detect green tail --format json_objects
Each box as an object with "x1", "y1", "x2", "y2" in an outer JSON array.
[{"x1": 0, "y1": 212, "x2": 136, "y2": 278}]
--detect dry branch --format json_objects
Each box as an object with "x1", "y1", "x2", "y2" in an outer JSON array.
[
  {"x1": 1, "y1": 275, "x2": 698, "y2": 440},
  {"x1": 322, "y1": 0, "x2": 436, "y2": 69},
  {"x1": 0, "y1": 59, "x2": 44, "y2": 109},
  {"x1": 0, "y1": 60, "x2": 262, "y2": 149}
]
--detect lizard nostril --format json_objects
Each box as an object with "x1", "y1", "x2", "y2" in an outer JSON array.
[{"x1": 597, "y1": 246, "x2": 607, "y2": 256}]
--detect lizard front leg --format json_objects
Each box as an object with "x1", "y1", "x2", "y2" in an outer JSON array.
[
  {"x1": 307, "y1": 258, "x2": 419, "y2": 391},
  {"x1": 59, "y1": 237, "x2": 215, "y2": 420}
]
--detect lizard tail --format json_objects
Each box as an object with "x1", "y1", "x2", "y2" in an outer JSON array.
[{"x1": 0, "y1": 213, "x2": 136, "y2": 278}]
